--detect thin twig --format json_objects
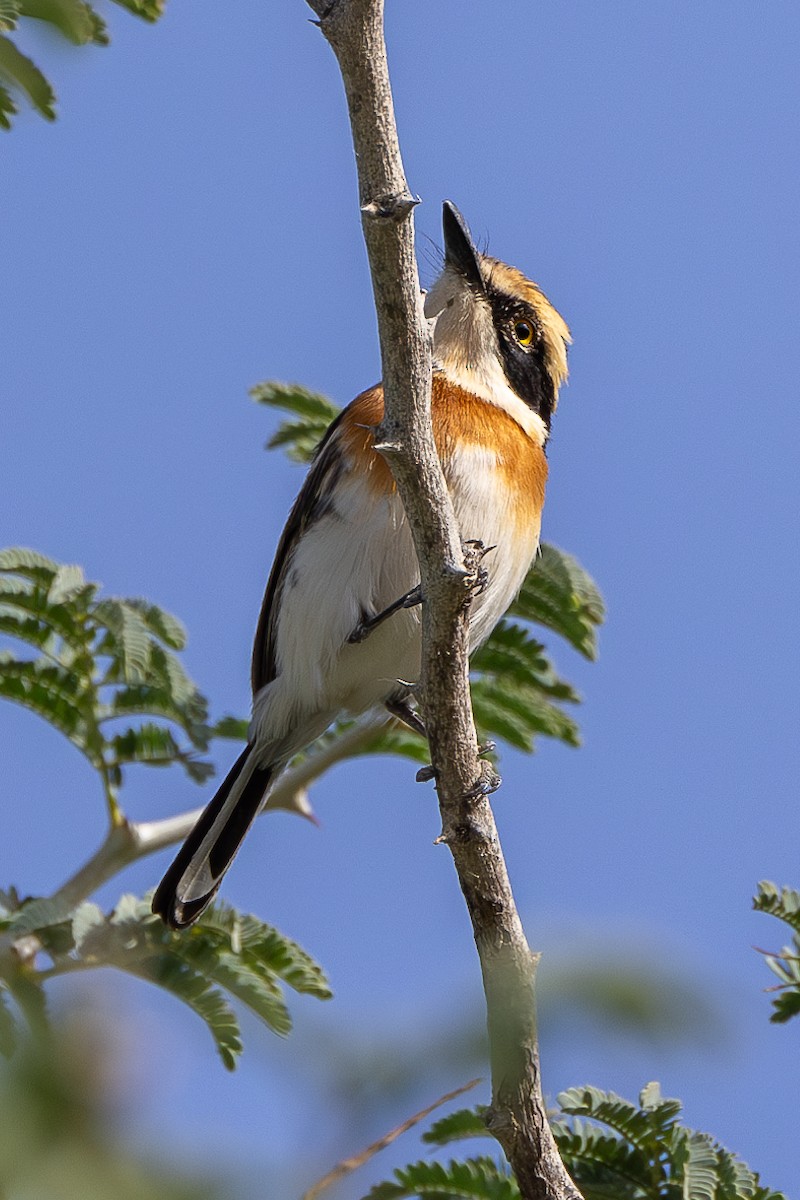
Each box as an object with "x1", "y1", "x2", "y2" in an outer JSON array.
[{"x1": 301, "y1": 1077, "x2": 481, "y2": 1200}]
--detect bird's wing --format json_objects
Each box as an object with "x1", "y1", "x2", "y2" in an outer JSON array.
[{"x1": 250, "y1": 409, "x2": 349, "y2": 695}]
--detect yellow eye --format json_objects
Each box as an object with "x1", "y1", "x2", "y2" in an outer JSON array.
[{"x1": 514, "y1": 320, "x2": 534, "y2": 346}]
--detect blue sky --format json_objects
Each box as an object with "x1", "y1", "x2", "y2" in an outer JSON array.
[{"x1": 1, "y1": 0, "x2": 799, "y2": 1194}]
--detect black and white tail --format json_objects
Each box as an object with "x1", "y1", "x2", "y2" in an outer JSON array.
[{"x1": 152, "y1": 746, "x2": 276, "y2": 929}]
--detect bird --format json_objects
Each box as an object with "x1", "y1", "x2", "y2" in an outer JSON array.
[{"x1": 152, "y1": 201, "x2": 570, "y2": 930}]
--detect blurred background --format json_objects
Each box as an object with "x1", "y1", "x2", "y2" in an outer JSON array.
[{"x1": 1, "y1": 1, "x2": 798, "y2": 1195}]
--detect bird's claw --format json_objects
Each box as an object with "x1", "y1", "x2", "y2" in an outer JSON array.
[
  {"x1": 416, "y1": 745, "x2": 499, "y2": 790},
  {"x1": 461, "y1": 539, "x2": 495, "y2": 596},
  {"x1": 463, "y1": 759, "x2": 502, "y2": 800}
]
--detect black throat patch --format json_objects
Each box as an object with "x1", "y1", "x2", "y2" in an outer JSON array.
[{"x1": 488, "y1": 290, "x2": 556, "y2": 435}]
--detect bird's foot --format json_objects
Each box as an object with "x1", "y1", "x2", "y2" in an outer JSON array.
[
  {"x1": 461, "y1": 538, "x2": 495, "y2": 595},
  {"x1": 347, "y1": 584, "x2": 423, "y2": 644},
  {"x1": 415, "y1": 740, "x2": 498, "y2": 787},
  {"x1": 463, "y1": 758, "x2": 502, "y2": 800}
]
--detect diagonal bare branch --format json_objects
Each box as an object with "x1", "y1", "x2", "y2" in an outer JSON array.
[{"x1": 301, "y1": 1077, "x2": 481, "y2": 1200}]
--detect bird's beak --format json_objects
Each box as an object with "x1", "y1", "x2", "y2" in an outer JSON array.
[{"x1": 442, "y1": 200, "x2": 484, "y2": 293}]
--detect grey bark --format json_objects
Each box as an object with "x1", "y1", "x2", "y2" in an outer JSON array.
[{"x1": 305, "y1": 1, "x2": 583, "y2": 1196}]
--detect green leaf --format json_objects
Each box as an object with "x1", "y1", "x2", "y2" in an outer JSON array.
[
  {"x1": 0, "y1": 547, "x2": 218, "y2": 798},
  {"x1": 70, "y1": 901, "x2": 106, "y2": 952},
  {"x1": 18, "y1": 0, "x2": 102, "y2": 44},
  {"x1": 472, "y1": 622, "x2": 579, "y2": 702},
  {"x1": 0, "y1": 0, "x2": 161, "y2": 128},
  {"x1": 557, "y1": 1084, "x2": 675, "y2": 1155},
  {"x1": 471, "y1": 676, "x2": 580, "y2": 751},
  {"x1": 422, "y1": 1107, "x2": 491, "y2": 1147},
  {"x1": 38, "y1": 895, "x2": 331, "y2": 1068},
  {"x1": 363, "y1": 1157, "x2": 518, "y2": 1200},
  {"x1": 376, "y1": 1085, "x2": 785, "y2": 1200},
  {"x1": 47, "y1": 562, "x2": 88, "y2": 604},
  {"x1": 753, "y1": 882, "x2": 800, "y2": 1024},
  {"x1": 0, "y1": 653, "x2": 97, "y2": 752},
  {"x1": 0, "y1": 610, "x2": 51, "y2": 650},
  {"x1": 4, "y1": 971, "x2": 49, "y2": 1036},
  {"x1": 116, "y1": 902, "x2": 291, "y2": 1025},
  {"x1": 0, "y1": 33, "x2": 55, "y2": 119},
  {"x1": 175, "y1": 934, "x2": 291, "y2": 1038},
  {"x1": 66, "y1": 897, "x2": 241, "y2": 1069},
  {"x1": 511, "y1": 545, "x2": 604, "y2": 660},
  {"x1": 7, "y1": 894, "x2": 81, "y2": 937},
  {"x1": 210, "y1": 714, "x2": 249, "y2": 741},
  {"x1": 252, "y1": 379, "x2": 340, "y2": 423},
  {"x1": 122, "y1": 597, "x2": 188, "y2": 650},
  {"x1": 754, "y1": 881, "x2": 800, "y2": 935},
  {"x1": 148, "y1": 956, "x2": 242, "y2": 1070},
  {"x1": 252, "y1": 380, "x2": 340, "y2": 463},
  {"x1": 551, "y1": 1117, "x2": 652, "y2": 1197},
  {"x1": 0, "y1": 0, "x2": 21, "y2": 33},
  {"x1": 92, "y1": 598, "x2": 154, "y2": 682},
  {"x1": 766, "y1": 988, "x2": 800, "y2": 1024},
  {"x1": 0, "y1": 546, "x2": 60, "y2": 581},
  {"x1": 552, "y1": 1084, "x2": 785, "y2": 1200},
  {"x1": 109, "y1": 0, "x2": 164, "y2": 23},
  {"x1": 110, "y1": 723, "x2": 182, "y2": 766},
  {"x1": 0, "y1": 987, "x2": 18, "y2": 1057},
  {"x1": 715, "y1": 1143, "x2": 785, "y2": 1200},
  {"x1": 0, "y1": 79, "x2": 15, "y2": 127},
  {"x1": 106, "y1": 683, "x2": 202, "y2": 729},
  {"x1": 196, "y1": 902, "x2": 332, "y2": 999},
  {"x1": 682, "y1": 1132, "x2": 720, "y2": 1200},
  {"x1": 110, "y1": 724, "x2": 206, "y2": 775},
  {"x1": 0, "y1": 577, "x2": 94, "y2": 654}
]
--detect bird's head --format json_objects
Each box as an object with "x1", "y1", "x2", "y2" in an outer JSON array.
[{"x1": 424, "y1": 201, "x2": 570, "y2": 445}]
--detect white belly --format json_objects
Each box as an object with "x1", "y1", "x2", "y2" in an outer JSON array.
[
  {"x1": 251, "y1": 446, "x2": 538, "y2": 754},
  {"x1": 448, "y1": 444, "x2": 541, "y2": 650}
]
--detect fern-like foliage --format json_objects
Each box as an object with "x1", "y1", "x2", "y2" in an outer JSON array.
[
  {"x1": 0, "y1": 0, "x2": 163, "y2": 129},
  {"x1": 555, "y1": 1083, "x2": 785, "y2": 1200},
  {"x1": 422, "y1": 1106, "x2": 490, "y2": 1147},
  {"x1": 0, "y1": 547, "x2": 216, "y2": 817},
  {"x1": 363, "y1": 1157, "x2": 518, "y2": 1200},
  {"x1": 753, "y1": 881, "x2": 800, "y2": 1023},
  {"x1": 368, "y1": 1084, "x2": 785, "y2": 1200},
  {"x1": 0, "y1": 893, "x2": 331, "y2": 1069},
  {"x1": 253, "y1": 381, "x2": 604, "y2": 759},
  {"x1": 251, "y1": 380, "x2": 341, "y2": 462}
]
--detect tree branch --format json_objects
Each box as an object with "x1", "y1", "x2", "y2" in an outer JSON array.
[
  {"x1": 32, "y1": 712, "x2": 392, "y2": 915},
  {"x1": 306, "y1": 2, "x2": 581, "y2": 1196}
]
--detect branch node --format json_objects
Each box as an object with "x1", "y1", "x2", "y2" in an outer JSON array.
[
  {"x1": 361, "y1": 191, "x2": 420, "y2": 221},
  {"x1": 307, "y1": 0, "x2": 339, "y2": 24},
  {"x1": 438, "y1": 818, "x2": 479, "y2": 846},
  {"x1": 11, "y1": 934, "x2": 40, "y2": 968},
  {"x1": 484, "y1": 1105, "x2": 516, "y2": 1140}
]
